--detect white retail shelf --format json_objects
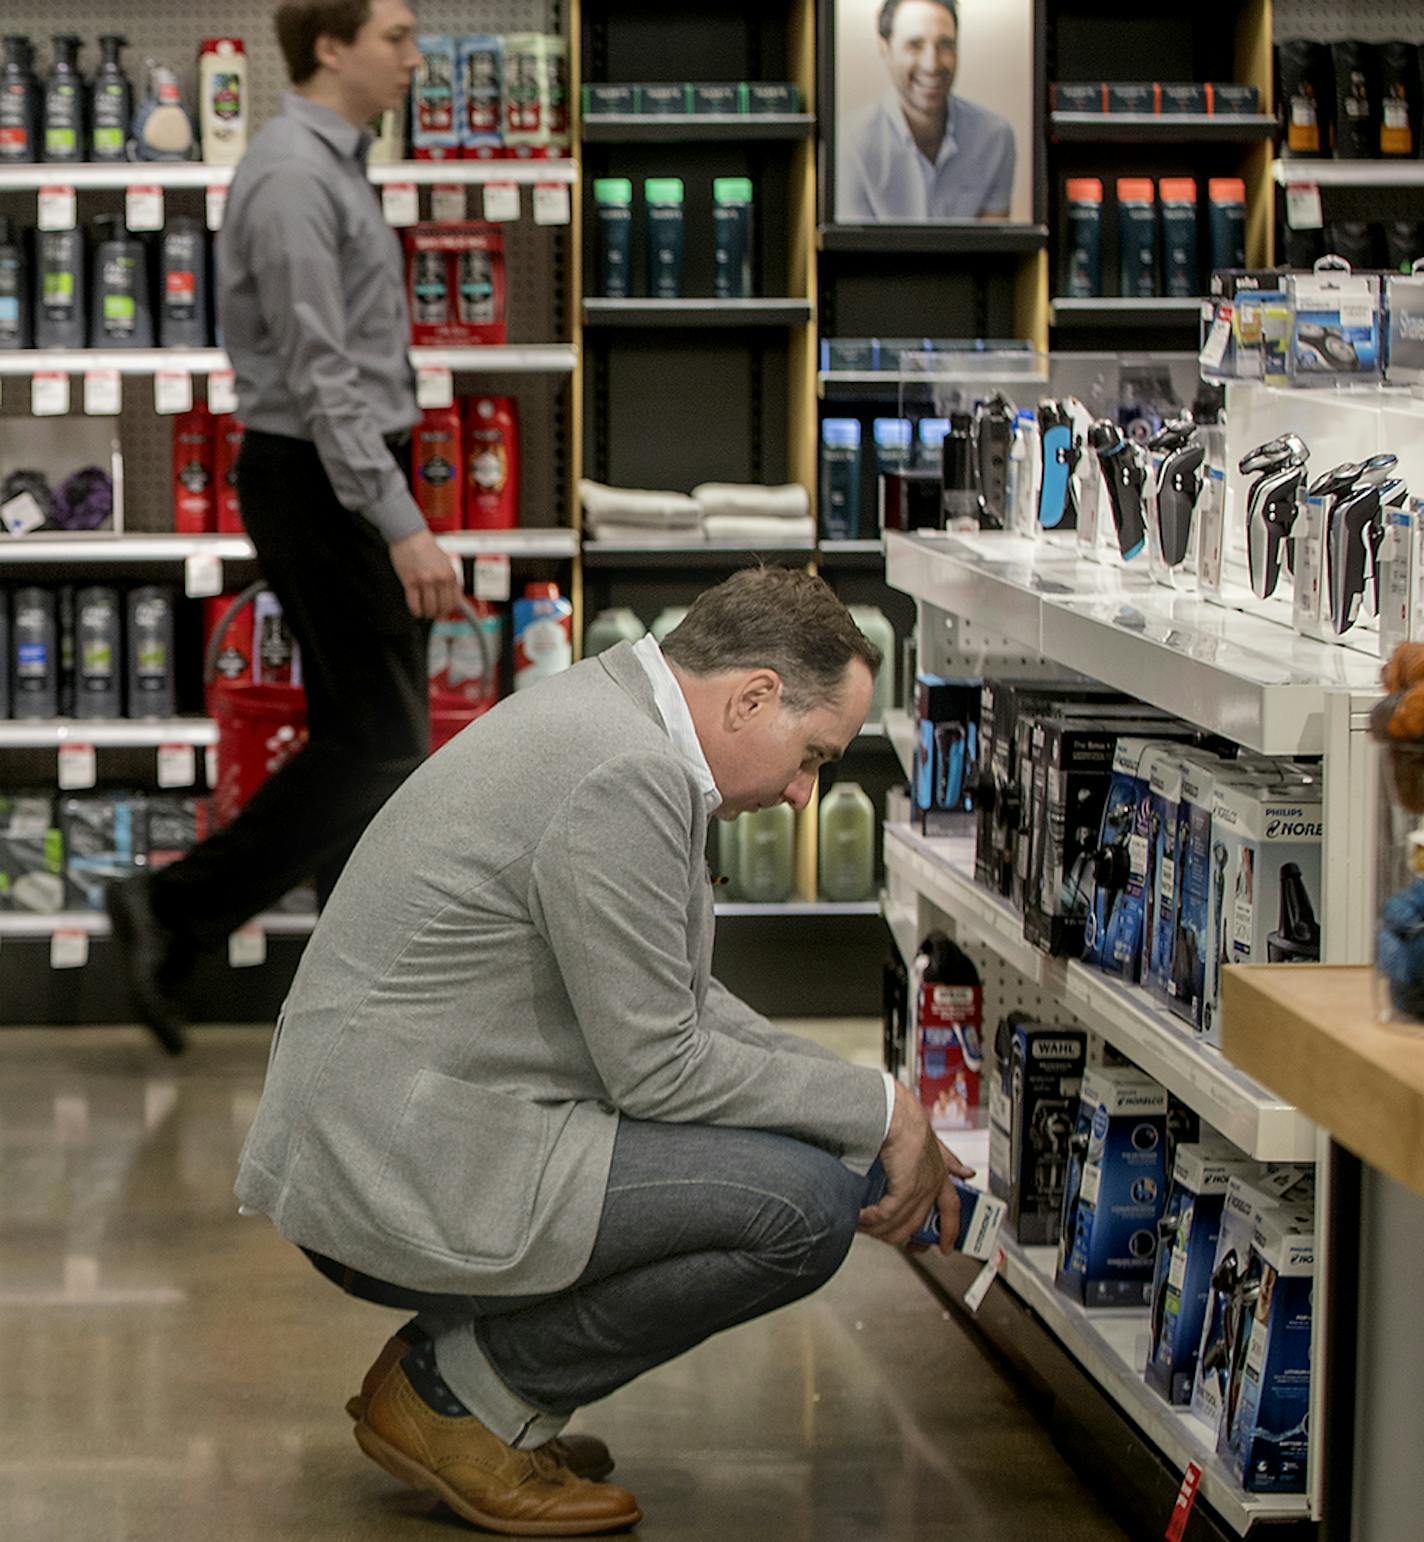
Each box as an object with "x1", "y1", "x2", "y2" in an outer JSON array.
[
  {"x1": 714, "y1": 901, "x2": 881, "y2": 917},
  {"x1": 1273, "y1": 158, "x2": 1424, "y2": 188},
  {"x1": 917, "y1": 1237, "x2": 1311, "y2": 1535},
  {"x1": 881, "y1": 894, "x2": 919, "y2": 967},
  {"x1": 0, "y1": 531, "x2": 576, "y2": 563},
  {"x1": 441, "y1": 529, "x2": 579, "y2": 558},
  {"x1": 0, "y1": 718, "x2": 217, "y2": 748},
  {"x1": 885, "y1": 708, "x2": 915, "y2": 780},
  {"x1": 0, "y1": 908, "x2": 314, "y2": 938},
  {"x1": 882, "y1": 824, "x2": 1317, "y2": 1162},
  {"x1": 0, "y1": 345, "x2": 578, "y2": 377},
  {"x1": 885, "y1": 529, "x2": 1381, "y2": 755},
  {"x1": 0, "y1": 160, "x2": 577, "y2": 190}
]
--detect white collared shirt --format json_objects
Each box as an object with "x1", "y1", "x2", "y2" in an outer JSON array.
[{"x1": 631, "y1": 634, "x2": 896, "y2": 1142}]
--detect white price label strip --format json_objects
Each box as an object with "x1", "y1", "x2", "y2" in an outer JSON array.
[
  {"x1": 38, "y1": 185, "x2": 76, "y2": 231},
  {"x1": 84, "y1": 369, "x2": 122, "y2": 416},
  {"x1": 58, "y1": 743, "x2": 97, "y2": 790},
  {"x1": 205, "y1": 745, "x2": 218, "y2": 788},
  {"x1": 206, "y1": 184, "x2": 228, "y2": 232},
  {"x1": 32, "y1": 372, "x2": 71, "y2": 417},
  {"x1": 184, "y1": 552, "x2": 223, "y2": 598},
  {"x1": 962, "y1": 1247, "x2": 1003, "y2": 1316},
  {"x1": 229, "y1": 925, "x2": 267, "y2": 968},
  {"x1": 207, "y1": 370, "x2": 238, "y2": 415},
  {"x1": 474, "y1": 554, "x2": 511, "y2": 602},
  {"x1": 1285, "y1": 182, "x2": 1323, "y2": 231},
  {"x1": 154, "y1": 370, "x2": 194, "y2": 415},
  {"x1": 431, "y1": 183, "x2": 467, "y2": 223},
  {"x1": 51, "y1": 930, "x2": 90, "y2": 970},
  {"x1": 382, "y1": 182, "x2": 419, "y2": 227},
  {"x1": 482, "y1": 181, "x2": 520, "y2": 222},
  {"x1": 533, "y1": 183, "x2": 572, "y2": 227},
  {"x1": 126, "y1": 184, "x2": 165, "y2": 232},
  {"x1": 157, "y1": 743, "x2": 198, "y2": 789},
  {"x1": 416, "y1": 366, "x2": 454, "y2": 409}
]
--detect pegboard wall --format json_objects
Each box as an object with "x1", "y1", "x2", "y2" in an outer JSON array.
[
  {"x1": 0, "y1": 1, "x2": 572, "y2": 534},
  {"x1": 1274, "y1": 1, "x2": 1424, "y2": 44}
]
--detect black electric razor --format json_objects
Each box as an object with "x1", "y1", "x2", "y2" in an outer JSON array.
[
  {"x1": 1326, "y1": 453, "x2": 1400, "y2": 634},
  {"x1": 1240, "y1": 434, "x2": 1308, "y2": 600},
  {"x1": 941, "y1": 411, "x2": 977, "y2": 522},
  {"x1": 1266, "y1": 862, "x2": 1321, "y2": 963},
  {"x1": 972, "y1": 392, "x2": 1014, "y2": 530},
  {"x1": 1088, "y1": 420, "x2": 1147, "y2": 560},
  {"x1": 1149, "y1": 417, "x2": 1206, "y2": 569}
]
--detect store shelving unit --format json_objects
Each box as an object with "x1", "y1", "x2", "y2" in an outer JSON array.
[
  {"x1": 0, "y1": 530, "x2": 578, "y2": 564},
  {"x1": 0, "y1": 159, "x2": 580, "y2": 190},
  {"x1": 1272, "y1": 159, "x2": 1424, "y2": 188},
  {"x1": 582, "y1": 113, "x2": 814, "y2": 142},
  {"x1": 0, "y1": 345, "x2": 578, "y2": 377},
  {"x1": 0, "y1": 718, "x2": 216, "y2": 749},
  {"x1": 1051, "y1": 112, "x2": 1277, "y2": 143},
  {"x1": 581, "y1": 539, "x2": 813, "y2": 566}
]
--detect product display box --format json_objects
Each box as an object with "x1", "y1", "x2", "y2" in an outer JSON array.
[
  {"x1": 1051, "y1": 82, "x2": 1259, "y2": 116},
  {"x1": 1166, "y1": 757, "x2": 1221, "y2": 1031},
  {"x1": 1222, "y1": 1209, "x2": 1316, "y2": 1494},
  {"x1": 911, "y1": 674, "x2": 981, "y2": 834},
  {"x1": 60, "y1": 792, "x2": 145, "y2": 912},
  {"x1": 912, "y1": 958, "x2": 983, "y2": 1130},
  {"x1": 1201, "y1": 782, "x2": 1322, "y2": 1044},
  {"x1": 1145, "y1": 1143, "x2": 1258, "y2": 1406},
  {"x1": 145, "y1": 795, "x2": 212, "y2": 872},
  {"x1": 0, "y1": 793, "x2": 64, "y2": 913},
  {"x1": 987, "y1": 1023, "x2": 1087, "y2": 1245},
  {"x1": 690, "y1": 84, "x2": 741, "y2": 114},
  {"x1": 1190, "y1": 1166, "x2": 1314, "y2": 1435},
  {"x1": 637, "y1": 83, "x2": 691, "y2": 114},
  {"x1": 1287, "y1": 269, "x2": 1381, "y2": 384},
  {"x1": 1106, "y1": 83, "x2": 1156, "y2": 114},
  {"x1": 582, "y1": 83, "x2": 636, "y2": 115},
  {"x1": 1055, "y1": 1066, "x2": 1169, "y2": 1308},
  {"x1": 405, "y1": 224, "x2": 506, "y2": 347}
]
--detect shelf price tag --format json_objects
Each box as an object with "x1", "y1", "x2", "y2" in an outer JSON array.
[
  {"x1": 83, "y1": 369, "x2": 122, "y2": 417},
  {"x1": 205, "y1": 184, "x2": 228, "y2": 232},
  {"x1": 184, "y1": 551, "x2": 223, "y2": 598},
  {"x1": 474, "y1": 553, "x2": 511, "y2": 601},
  {"x1": 533, "y1": 183, "x2": 571, "y2": 226},
  {"x1": 1285, "y1": 181, "x2": 1323, "y2": 231},
  {"x1": 154, "y1": 370, "x2": 193, "y2": 415},
  {"x1": 963, "y1": 1246, "x2": 1003, "y2": 1316},
  {"x1": 32, "y1": 372, "x2": 71, "y2": 417},
  {"x1": 157, "y1": 743, "x2": 198, "y2": 789},
  {"x1": 416, "y1": 365, "x2": 454, "y2": 409},
  {"x1": 229, "y1": 925, "x2": 267, "y2": 968},
  {"x1": 126, "y1": 184, "x2": 165, "y2": 232},
  {"x1": 431, "y1": 182, "x2": 466, "y2": 223},
  {"x1": 51, "y1": 929, "x2": 89, "y2": 970},
  {"x1": 381, "y1": 181, "x2": 419, "y2": 227},
  {"x1": 38, "y1": 185, "x2": 77, "y2": 231},
  {"x1": 204, "y1": 745, "x2": 218, "y2": 787},
  {"x1": 482, "y1": 181, "x2": 520, "y2": 222},
  {"x1": 58, "y1": 743, "x2": 97, "y2": 790},
  {"x1": 207, "y1": 369, "x2": 238, "y2": 415},
  {"x1": 1164, "y1": 1462, "x2": 1202, "y2": 1542},
  {"x1": 1199, "y1": 304, "x2": 1232, "y2": 373}
]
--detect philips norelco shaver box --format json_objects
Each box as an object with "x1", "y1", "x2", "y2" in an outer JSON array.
[
  {"x1": 1190, "y1": 1166, "x2": 1313, "y2": 1435},
  {"x1": 988, "y1": 1024, "x2": 1087, "y2": 1245},
  {"x1": 1144, "y1": 749, "x2": 1191, "y2": 1003},
  {"x1": 1145, "y1": 1143, "x2": 1259, "y2": 1406},
  {"x1": 1222, "y1": 1209, "x2": 1316, "y2": 1494},
  {"x1": 1201, "y1": 784, "x2": 1322, "y2": 1044},
  {"x1": 1167, "y1": 757, "x2": 1233, "y2": 1031},
  {"x1": 1055, "y1": 1066, "x2": 1168, "y2": 1308}
]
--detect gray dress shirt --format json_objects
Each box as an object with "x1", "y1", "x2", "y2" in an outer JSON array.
[{"x1": 218, "y1": 92, "x2": 424, "y2": 545}]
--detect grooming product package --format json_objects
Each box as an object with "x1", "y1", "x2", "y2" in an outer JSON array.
[
  {"x1": 911, "y1": 674, "x2": 981, "y2": 833},
  {"x1": 413, "y1": 35, "x2": 461, "y2": 153},
  {"x1": 910, "y1": 933, "x2": 983, "y2": 1129},
  {"x1": 0, "y1": 792, "x2": 64, "y2": 913},
  {"x1": 60, "y1": 792, "x2": 146, "y2": 911}
]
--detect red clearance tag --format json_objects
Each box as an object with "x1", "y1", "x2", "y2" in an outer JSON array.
[{"x1": 1165, "y1": 1462, "x2": 1202, "y2": 1542}]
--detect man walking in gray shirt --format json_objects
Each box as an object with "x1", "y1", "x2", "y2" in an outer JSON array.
[{"x1": 108, "y1": 0, "x2": 458, "y2": 1052}]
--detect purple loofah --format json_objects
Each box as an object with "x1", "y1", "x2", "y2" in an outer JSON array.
[{"x1": 49, "y1": 466, "x2": 114, "y2": 531}]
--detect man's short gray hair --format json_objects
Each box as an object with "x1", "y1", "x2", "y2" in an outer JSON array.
[{"x1": 661, "y1": 567, "x2": 882, "y2": 714}]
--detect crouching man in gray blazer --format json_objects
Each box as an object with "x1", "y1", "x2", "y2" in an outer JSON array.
[{"x1": 235, "y1": 567, "x2": 971, "y2": 1535}]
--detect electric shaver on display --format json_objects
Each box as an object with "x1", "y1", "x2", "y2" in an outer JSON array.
[
  {"x1": 1239, "y1": 434, "x2": 1308, "y2": 600},
  {"x1": 972, "y1": 393, "x2": 1014, "y2": 530},
  {"x1": 1037, "y1": 400, "x2": 1078, "y2": 530},
  {"x1": 1149, "y1": 418, "x2": 1206, "y2": 569},
  {"x1": 1088, "y1": 420, "x2": 1147, "y2": 560},
  {"x1": 941, "y1": 412, "x2": 977, "y2": 522},
  {"x1": 1324, "y1": 453, "x2": 1401, "y2": 635}
]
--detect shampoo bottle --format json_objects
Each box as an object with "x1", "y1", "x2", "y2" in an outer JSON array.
[
  {"x1": 818, "y1": 781, "x2": 876, "y2": 902},
  {"x1": 198, "y1": 38, "x2": 248, "y2": 166},
  {"x1": 91, "y1": 215, "x2": 155, "y2": 349},
  {"x1": 0, "y1": 214, "x2": 31, "y2": 349},
  {"x1": 158, "y1": 216, "x2": 210, "y2": 347},
  {"x1": 735, "y1": 805, "x2": 796, "y2": 904},
  {"x1": 34, "y1": 227, "x2": 86, "y2": 348},
  {"x1": 0, "y1": 36, "x2": 42, "y2": 163},
  {"x1": 464, "y1": 395, "x2": 520, "y2": 529}
]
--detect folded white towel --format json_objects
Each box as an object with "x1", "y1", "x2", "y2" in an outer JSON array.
[
  {"x1": 692, "y1": 483, "x2": 811, "y2": 521},
  {"x1": 585, "y1": 523, "x2": 707, "y2": 546},
  {"x1": 581, "y1": 479, "x2": 702, "y2": 529},
  {"x1": 703, "y1": 514, "x2": 817, "y2": 545}
]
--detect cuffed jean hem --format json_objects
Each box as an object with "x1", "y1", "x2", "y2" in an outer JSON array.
[{"x1": 416, "y1": 1312, "x2": 571, "y2": 1448}]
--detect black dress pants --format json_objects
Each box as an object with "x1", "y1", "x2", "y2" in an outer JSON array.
[{"x1": 149, "y1": 429, "x2": 428, "y2": 943}]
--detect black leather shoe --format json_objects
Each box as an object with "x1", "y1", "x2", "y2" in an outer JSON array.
[{"x1": 105, "y1": 875, "x2": 189, "y2": 1055}]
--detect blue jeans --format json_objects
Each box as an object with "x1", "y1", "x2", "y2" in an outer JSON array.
[{"x1": 410, "y1": 1118, "x2": 866, "y2": 1445}]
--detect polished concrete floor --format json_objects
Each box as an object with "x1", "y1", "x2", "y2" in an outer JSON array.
[{"x1": 0, "y1": 1021, "x2": 1129, "y2": 1541}]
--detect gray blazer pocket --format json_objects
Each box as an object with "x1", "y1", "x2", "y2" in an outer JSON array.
[{"x1": 374, "y1": 1070, "x2": 552, "y2": 1265}]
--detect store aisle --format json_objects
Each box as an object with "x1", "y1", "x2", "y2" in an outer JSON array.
[{"x1": 0, "y1": 1023, "x2": 1127, "y2": 1542}]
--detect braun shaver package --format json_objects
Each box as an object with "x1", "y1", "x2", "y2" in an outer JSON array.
[
  {"x1": 862, "y1": 1162, "x2": 1007, "y2": 1259},
  {"x1": 1055, "y1": 1066, "x2": 1169, "y2": 1308}
]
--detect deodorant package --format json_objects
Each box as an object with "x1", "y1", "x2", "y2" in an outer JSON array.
[
  {"x1": 405, "y1": 224, "x2": 506, "y2": 346},
  {"x1": 60, "y1": 792, "x2": 146, "y2": 911},
  {"x1": 457, "y1": 35, "x2": 503, "y2": 155},
  {"x1": 0, "y1": 793, "x2": 64, "y2": 913},
  {"x1": 911, "y1": 674, "x2": 981, "y2": 833},
  {"x1": 412, "y1": 36, "x2": 462, "y2": 155},
  {"x1": 1201, "y1": 782, "x2": 1322, "y2": 1044},
  {"x1": 1145, "y1": 1143, "x2": 1259, "y2": 1406},
  {"x1": 1055, "y1": 1066, "x2": 1169, "y2": 1308},
  {"x1": 145, "y1": 794, "x2": 212, "y2": 872},
  {"x1": 1221, "y1": 1209, "x2": 1316, "y2": 1493},
  {"x1": 1191, "y1": 1166, "x2": 1314, "y2": 1436},
  {"x1": 986, "y1": 1023, "x2": 1087, "y2": 1245}
]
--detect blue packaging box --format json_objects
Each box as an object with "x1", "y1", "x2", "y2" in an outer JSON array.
[
  {"x1": 912, "y1": 674, "x2": 981, "y2": 833},
  {"x1": 1166, "y1": 758, "x2": 1219, "y2": 1029},
  {"x1": 1145, "y1": 1143, "x2": 1255, "y2": 1406},
  {"x1": 1221, "y1": 1209, "x2": 1315, "y2": 1494},
  {"x1": 1144, "y1": 749, "x2": 1189, "y2": 1001},
  {"x1": 413, "y1": 36, "x2": 462, "y2": 152},
  {"x1": 1055, "y1": 1066, "x2": 1168, "y2": 1307}
]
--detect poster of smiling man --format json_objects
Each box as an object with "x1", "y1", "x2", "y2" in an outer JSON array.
[{"x1": 832, "y1": 0, "x2": 1035, "y2": 225}]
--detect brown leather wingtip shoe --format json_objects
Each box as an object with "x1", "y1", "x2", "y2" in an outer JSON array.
[
  {"x1": 347, "y1": 1333, "x2": 616, "y2": 1482},
  {"x1": 355, "y1": 1361, "x2": 640, "y2": 1536}
]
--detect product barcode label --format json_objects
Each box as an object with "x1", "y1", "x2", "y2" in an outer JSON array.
[
  {"x1": 51, "y1": 930, "x2": 89, "y2": 970},
  {"x1": 1128, "y1": 834, "x2": 1149, "y2": 879},
  {"x1": 157, "y1": 744, "x2": 197, "y2": 788},
  {"x1": 38, "y1": 185, "x2": 76, "y2": 231},
  {"x1": 482, "y1": 182, "x2": 520, "y2": 222},
  {"x1": 431, "y1": 183, "x2": 467, "y2": 223},
  {"x1": 207, "y1": 370, "x2": 238, "y2": 415},
  {"x1": 475, "y1": 554, "x2": 511, "y2": 601},
  {"x1": 1159, "y1": 855, "x2": 1176, "y2": 906},
  {"x1": 154, "y1": 371, "x2": 194, "y2": 416},
  {"x1": 184, "y1": 552, "x2": 223, "y2": 599},
  {"x1": 126, "y1": 185, "x2": 165, "y2": 232},
  {"x1": 229, "y1": 925, "x2": 267, "y2": 968},
  {"x1": 1231, "y1": 894, "x2": 1253, "y2": 955},
  {"x1": 1340, "y1": 296, "x2": 1373, "y2": 328},
  {"x1": 381, "y1": 182, "x2": 419, "y2": 227},
  {"x1": 533, "y1": 183, "x2": 571, "y2": 226},
  {"x1": 416, "y1": 366, "x2": 454, "y2": 409},
  {"x1": 58, "y1": 743, "x2": 96, "y2": 790},
  {"x1": 83, "y1": 370, "x2": 121, "y2": 416},
  {"x1": 205, "y1": 185, "x2": 228, "y2": 232},
  {"x1": 32, "y1": 372, "x2": 70, "y2": 417},
  {"x1": 1285, "y1": 182, "x2": 1323, "y2": 231}
]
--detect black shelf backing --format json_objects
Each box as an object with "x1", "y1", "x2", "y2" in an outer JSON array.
[
  {"x1": 1050, "y1": 112, "x2": 1278, "y2": 144},
  {"x1": 582, "y1": 299, "x2": 813, "y2": 328},
  {"x1": 583, "y1": 113, "x2": 815, "y2": 143},
  {"x1": 1050, "y1": 298, "x2": 1203, "y2": 330},
  {"x1": 819, "y1": 224, "x2": 1049, "y2": 256}
]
